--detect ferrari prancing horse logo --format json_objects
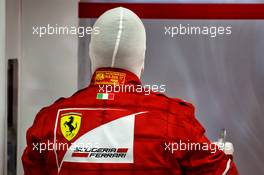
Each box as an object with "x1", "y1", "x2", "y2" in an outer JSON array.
[{"x1": 60, "y1": 113, "x2": 81, "y2": 141}]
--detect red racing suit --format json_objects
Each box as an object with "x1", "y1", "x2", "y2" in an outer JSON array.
[{"x1": 22, "y1": 67, "x2": 239, "y2": 175}]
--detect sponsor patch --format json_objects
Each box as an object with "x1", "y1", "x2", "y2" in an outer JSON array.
[
  {"x1": 54, "y1": 109, "x2": 147, "y2": 172},
  {"x1": 62, "y1": 113, "x2": 137, "y2": 163},
  {"x1": 60, "y1": 113, "x2": 82, "y2": 141},
  {"x1": 95, "y1": 71, "x2": 126, "y2": 85},
  {"x1": 72, "y1": 147, "x2": 128, "y2": 158}
]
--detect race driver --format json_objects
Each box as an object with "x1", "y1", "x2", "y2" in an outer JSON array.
[{"x1": 22, "y1": 7, "x2": 239, "y2": 175}]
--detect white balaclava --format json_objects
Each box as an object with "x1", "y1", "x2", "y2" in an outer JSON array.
[{"x1": 89, "y1": 7, "x2": 146, "y2": 78}]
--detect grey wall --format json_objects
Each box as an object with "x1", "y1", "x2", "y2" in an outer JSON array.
[
  {"x1": 6, "y1": 0, "x2": 20, "y2": 61},
  {"x1": 17, "y1": 0, "x2": 79, "y2": 174},
  {"x1": 79, "y1": 19, "x2": 264, "y2": 175},
  {"x1": 0, "y1": 0, "x2": 7, "y2": 174}
]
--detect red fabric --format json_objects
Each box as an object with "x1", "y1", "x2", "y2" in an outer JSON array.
[
  {"x1": 22, "y1": 67, "x2": 239, "y2": 175},
  {"x1": 72, "y1": 152, "x2": 89, "y2": 158},
  {"x1": 79, "y1": 2, "x2": 264, "y2": 19}
]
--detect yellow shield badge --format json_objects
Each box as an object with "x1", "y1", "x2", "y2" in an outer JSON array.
[{"x1": 60, "y1": 113, "x2": 82, "y2": 141}]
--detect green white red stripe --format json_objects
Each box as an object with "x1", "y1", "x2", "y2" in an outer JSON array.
[{"x1": 96, "y1": 93, "x2": 114, "y2": 100}]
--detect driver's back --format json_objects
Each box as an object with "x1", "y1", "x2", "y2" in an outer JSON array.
[{"x1": 22, "y1": 68, "x2": 238, "y2": 175}]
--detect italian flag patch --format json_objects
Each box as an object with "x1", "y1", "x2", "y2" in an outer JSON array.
[{"x1": 96, "y1": 93, "x2": 114, "y2": 100}]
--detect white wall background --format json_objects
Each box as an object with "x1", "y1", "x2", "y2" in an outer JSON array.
[
  {"x1": 17, "y1": 0, "x2": 79, "y2": 174},
  {"x1": 0, "y1": 0, "x2": 7, "y2": 174}
]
